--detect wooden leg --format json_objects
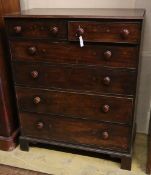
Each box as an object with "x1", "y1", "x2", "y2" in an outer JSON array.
[
  {"x1": 19, "y1": 137, "x2": 29, "y2": 151},
  {"x1": 121, "y1": 156, "x2": 132, "y2": 170}
]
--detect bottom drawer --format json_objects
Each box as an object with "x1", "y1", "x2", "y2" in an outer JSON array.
[{"x1": 20, "y1": 112, "x2": 130, "y2": 152}]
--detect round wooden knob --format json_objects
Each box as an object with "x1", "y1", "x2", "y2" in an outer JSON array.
[
  {"x1": 14, "y1": 26, "x2": 22, "y2": 34},
  {"x1": 31, "y1": 70, "x2": 38, "y2": 79},
  {"x1": 36, "y1": 122, "x2": 44, "y2": 129},
  {"x1": 42, "y1": 49, "x2": 47, "y2": 54},
  {"x1": 103, "y1": 76, "x2": 111, "y2": 86},
  {"x1": 50, "y1": 26, "x2": 59, "y2": 35},
  {"x1": 28, "y1": 46, "x2": 37, "y2": 55},
  {"x1": 121, "y1": 29, "x2": 130, "y2": 39},
  {"x1": 102, "y1": 131, "x2": 109, "y2": 140},
  {"x1": 33, "y1": 97, "x2": 41, "y2": 104},
  {"x1": 76, "y1": 27, "x2": 84, "y2": 36},
  {"x1": 49, "y1": 124, "x2": 52, "y2": 129},
  {"x1": 102, "y1": 104, "x2": 110, "y2": 113},
  {"x1": 104, "y1": 50, "x2": 112, "y2": 60}
]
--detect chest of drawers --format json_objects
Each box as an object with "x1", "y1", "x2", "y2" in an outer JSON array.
[{"x1": 4, "y1": 8, "x2": 145, "y2": 169}]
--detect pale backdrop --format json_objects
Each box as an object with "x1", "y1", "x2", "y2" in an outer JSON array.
[{"x1": 20, "y1": 0, "x2": 135, "y2": 9}]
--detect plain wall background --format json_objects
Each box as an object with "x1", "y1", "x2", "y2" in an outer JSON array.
[
  {"x1": 134, "y1": 0, "x2": 151, "y2": 134},
  {"x1": 20, "y1": 0, "x2": 135, "y2": 9},
  {"x1": 20, "y1": 0, "x2": 151, "y2": 134}
]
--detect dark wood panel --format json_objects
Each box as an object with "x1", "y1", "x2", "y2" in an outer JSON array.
[
  {"x1": 13, "y1": 62, "x2": 136, "y2": 96},
  {"x1": 0, "y1": 77, "x2": 8, "y2": 136},
  {"x1": 20, "y1": 112, "x2": 130, "y2": 152},
  {"x1": 0, "y1": 33, "x2": 15, "y2": 137},
  {"x1": 0, "y1": 0, "x2": 20, "y2": 150},
  {"x1": 10, "y1": 40, "x2": 138, "y2": 68},
  {"x1": 5, "y1": 19, "x2": 67, "y2": 40},
  {"x1": 16, "y1": 87, "x2": 133, "y2": 124},
  {"x1": 0, "y1": 39, "x2": 17, "y2": 137},
  {"x1": 68, "y1": 21, "x2": 141, "y2": 44}
]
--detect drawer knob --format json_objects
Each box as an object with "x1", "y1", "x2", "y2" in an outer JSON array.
[
  {"x1": 121, "y1": 29, "x2": 130, "y2": 39},
  {"x1": 102, "y1": 131, "x2": 109, "y2": 140},
  {"x1": 14, "y1": 26, "x2": 22, "y2": 34},
  {"x1": 42, "y1": 49, "x2": 47, "y2": 54},
  {"x1": 76, "y1": 27, "x2": 84, "y2": 36},
  {"x1": 28, "y1": 46, "x2": 37, "y2": 55},
  {"x1": 102, "y1": 105, "x2": 110, "y2": 113},
  {"x1": 104, "y1": 50, "x2": 112, "y2": 60},
  {"x1": 36, "y1": 122, "x2": 44, "y2": 129},
  {"x1": 50, "y1": 26, "x2": 59, "y2": 35},
  {"x1": 33, "y1": 97, "x2": 41, "y2": 104},
  {"x1": 103, "y1": 76, "x2": 111, "y2": 86},
  {"x1": 31, "y1": 70, "x2": 39, "y2": 79}
]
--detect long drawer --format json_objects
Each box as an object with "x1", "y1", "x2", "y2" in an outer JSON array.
[
  {"x1": 13, "y1": 62, "x2": 136, "y2": 96},
  {"x1": 68, "y1": 21, "x2": 141, "y2": 44},
  {"x1": 20, "y1": 112, "x2": 130, "y2": 152},
  {"x1": 16, "y1": 87, "x2": 133, "y2": 124},
  {"x1": 10, "y1": 40, "x2": 138, "y2": 68}
]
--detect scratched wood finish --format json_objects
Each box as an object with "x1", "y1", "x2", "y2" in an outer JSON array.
[
  {"x1": 10, "y1": 40, "x2": 138, "y2": 68},
  {"x1": 20, "y1": 112, "x2": 130, "y2": 152},
  {"x1": 16, "y1": 87, "x2": 133, "y2": 124},
  {"x1": 13, "y1": 62, "x2": 136, "y2": 96},
  {"x1": 68, "y1": 21, "x2": 141, "y2": 43}
]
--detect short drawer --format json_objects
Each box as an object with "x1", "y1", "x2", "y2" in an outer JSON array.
[
  {"x1": 13, "y1": 62, "x2": 136, "y2": 96},
  {"x1": 5, "y1": 19, "x2": 67, "y2": 40},
  {"x1": 20, "y1": 112, "x2": 130, "y2": 152},
  {"x1": 16, "y1": 87, "x2": 133, "y2": 124},
  {"x1": 10, "y1": 40, "x2": 138, "y2": 68},
  {"x1": 68, "y1": 21, "x2": 141, "y2": 44}
]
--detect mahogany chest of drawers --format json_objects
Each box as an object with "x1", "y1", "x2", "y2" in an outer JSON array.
[{"x1": 4, "y1": 8, "x2": 145, "y2": 169}]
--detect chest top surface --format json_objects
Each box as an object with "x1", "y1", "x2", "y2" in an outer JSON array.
[{"x1": 4, "y1": 8, "x2": 145, "y2": 20}]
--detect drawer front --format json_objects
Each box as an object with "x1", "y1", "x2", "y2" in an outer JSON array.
[
  {"x1": 10, "y1": 40, "x2": 138, "y2": 68},
  {"x1": 13, "y1": 62, "x2": 136, "y2": 95},
  {"x1": 16, "y1": 87, "x2": 133, "y2": 124},
  {"x1": 68, "y1": 21, "x2": 141, "y2": 43},
  {"x1": 5, "y1": 19, "x2": 67, "y2": 40},
  {"x1": 20, "y1": 112, "x2": 130, "y2": 152}
]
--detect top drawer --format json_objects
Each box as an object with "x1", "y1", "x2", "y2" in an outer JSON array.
[
  {"x1": 68, "y1": 21, "x2": 141, "y2": 44},
  {"x1": 5, "y1": 19, "x2": 67, "y2": 40}
]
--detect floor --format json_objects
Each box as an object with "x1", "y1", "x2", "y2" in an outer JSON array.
[
  {"x1": 0, "y1": 134, "x2": 147, "y2": 175},
  {"x1": 0, "y1": 165, "x2": 47, "y2": 175}
]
